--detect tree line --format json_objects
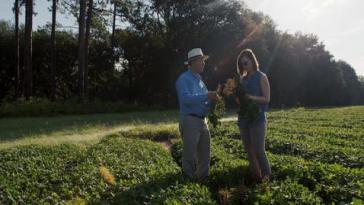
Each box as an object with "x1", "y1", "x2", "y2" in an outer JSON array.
[{"x1": 1, "y1": 0, "x2": 363, "y2": 108}]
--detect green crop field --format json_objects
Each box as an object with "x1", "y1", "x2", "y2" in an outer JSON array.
[{"x1": 0, "y1": 107, "x2": 363, "y2": 204}]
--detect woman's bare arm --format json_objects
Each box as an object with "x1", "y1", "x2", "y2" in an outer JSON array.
[{"x1": 247, "y1": 74, "x2": 270, "y2": 104}]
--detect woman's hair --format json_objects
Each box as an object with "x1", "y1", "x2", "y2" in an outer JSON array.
[{"x1": 236, "y1": 48, "x2": 260, "y2": 76}]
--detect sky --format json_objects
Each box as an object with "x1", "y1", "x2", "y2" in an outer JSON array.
[
  {"x1": 243, "y1": 0, "x2": 364, "y2": 76},
  {"x1": 1, "y1": 0, "x2": 363, "y2": 76},
  {"x1": 0, "y1": 1, "x2": 78, "y2": 30}
]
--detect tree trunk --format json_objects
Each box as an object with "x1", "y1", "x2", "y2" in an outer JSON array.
[
  {"x1": 84, "y1": 0, "x2": 93, "y2": 97},
  {"x1": 14, "y1": 0, "x2": 21, "y2": 99},
  {"x1": 78, "y1": 0, "x2": 86, "y2": 100},
  {"x1": 24, "y1": 0, "x2": 33, "y2": 100},
  {"x1": 111, "y1": 0, "x2": 117, "y2": 69},
  {"x1": 111, "y1": 0, "x2": 116, "y2": 49},
  {"x1": 50, "y1": 0, "x2": 57, "y2": 101}
]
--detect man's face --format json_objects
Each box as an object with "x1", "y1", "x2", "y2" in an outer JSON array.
[{"x1": 190, "y1": 57, "x2": 206, "y2": 73}]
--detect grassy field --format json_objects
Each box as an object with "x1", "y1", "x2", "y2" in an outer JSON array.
[{"x1": 0, "y1": 106, "x2": 363, "y2": 204}]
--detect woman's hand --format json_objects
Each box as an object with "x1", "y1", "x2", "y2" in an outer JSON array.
[
  {"x1": 246, "y1": 94, "x2": 254, "y2": 100},
  {"x1": 247, "y1": 94, "x2": 261, "y2": 102}
]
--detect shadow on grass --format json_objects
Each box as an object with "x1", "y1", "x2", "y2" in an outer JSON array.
[
  {"x1": 110, "y1": 172, "x2": 185, "y2": 204},
  {"x1": 108, "y1": 164, "x2": 250, "y2": 205}
]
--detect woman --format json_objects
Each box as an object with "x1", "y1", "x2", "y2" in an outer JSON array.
[{"x1": 236, "y1": 48, "x2": 271, "y2": 183}]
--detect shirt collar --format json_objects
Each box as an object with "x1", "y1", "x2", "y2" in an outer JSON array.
[{"x1": 187, "y1": 69, "x2": 201, "y2": 80}]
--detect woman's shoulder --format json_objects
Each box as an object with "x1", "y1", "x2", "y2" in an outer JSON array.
[
  {"x1": 257, "y1": 70, "x2": 269, "y2": 81},
  {"x1": 257, "y1": 70, "x2": 267, "y2": 77}
]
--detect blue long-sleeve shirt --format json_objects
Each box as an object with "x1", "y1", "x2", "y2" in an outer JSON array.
[{"x1": 175, "y1": 69, "x2": 210, "y2": 117}]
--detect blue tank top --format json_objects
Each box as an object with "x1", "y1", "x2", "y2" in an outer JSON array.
[{"x1": 238, "y1": 70, "x2": 268, "y2": 128}]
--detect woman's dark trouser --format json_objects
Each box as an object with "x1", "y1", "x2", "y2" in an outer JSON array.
[{"x1": 239, "y1": 122, "x2": 271, "y2": 179}]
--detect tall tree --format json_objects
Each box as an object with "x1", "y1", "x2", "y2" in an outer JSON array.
[
  {"x1": 50, "y1": 0, "x2": 58, "y2": 100},
  {"x1": 84, "y1": 0, "x2": 93, "y2": 96},
  {"x1": 13, "y1": 0, "x2": 21, "y2": 98},
  {"x1": 78, "y1": 0, "x2": 87, "y2": 99},
  {"x1": 111, "y1": 0, "x2": 117, "y2": 49},
  {"x1": 24, "y1": 0, "x2": 33, "y2": 100},
  {"x1": 111, "y1": 0, "x2": 117, "y2": 70}
]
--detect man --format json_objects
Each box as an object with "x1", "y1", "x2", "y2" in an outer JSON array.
[{"x1": 175, "y1": 48, "x2": 219, "y2": 182}]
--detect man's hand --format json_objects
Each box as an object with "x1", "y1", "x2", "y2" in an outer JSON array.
[
  {"x1": 235, "y1": 97, "x2": 240, "y2": 105},
  {"x1": 207, "y1": 91, "x2": 220, "y2": 102}
]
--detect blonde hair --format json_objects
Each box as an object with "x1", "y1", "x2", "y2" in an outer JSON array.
[{"x1": 236, "y1": 48, "x2": 260, "y2": 76}]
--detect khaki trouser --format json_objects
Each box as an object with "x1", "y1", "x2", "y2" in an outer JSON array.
[{"x1": 179, "y1": 115, "x2": 211, "y2": 180}]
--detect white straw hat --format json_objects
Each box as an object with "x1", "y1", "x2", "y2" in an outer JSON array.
[{"x1": 184, "y1": 48, "x2": 209, "y2": 65}]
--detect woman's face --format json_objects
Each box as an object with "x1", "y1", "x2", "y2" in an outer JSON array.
[{"x1": 239, "y1": 56, "x2": 253, "y2": 74}]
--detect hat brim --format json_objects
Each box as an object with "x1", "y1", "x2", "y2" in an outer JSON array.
[{"x1": 184, "y1": 55, "x2": 209, "y2": 65}]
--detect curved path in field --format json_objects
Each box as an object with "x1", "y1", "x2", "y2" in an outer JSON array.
[{"x1": 0, "y1": 111, "x2": 237, "y2": 150}]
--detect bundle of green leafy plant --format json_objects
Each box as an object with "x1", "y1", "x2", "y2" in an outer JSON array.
[
  {"x1": 222, "y1": 76, "x2": 259, "y2": 123},
  {"x1": 234, "y1": 80, "x2": 260, "y2": 123},
  {"x1": 208, "y1": 98, "x2": 226, "y2": 128}
]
